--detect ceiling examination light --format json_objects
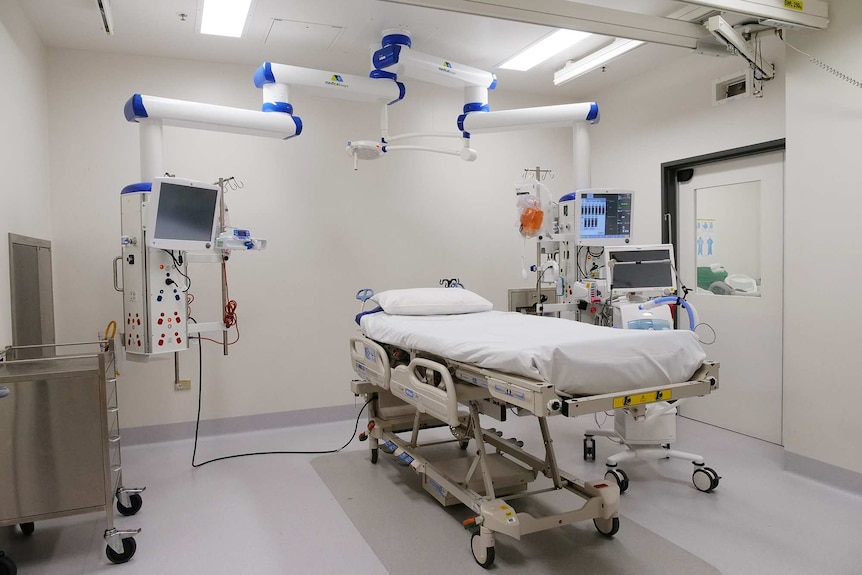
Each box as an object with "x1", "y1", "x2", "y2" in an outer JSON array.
[
  {"x1": 200, "y1": 0, "x2": 254, "y2": 37},
  {"x1": 554, "y1": 38, "x2": 644, "y2": 85},
  {"x1": 500, "y1": 29, "x2": 592, "y2": 71}
]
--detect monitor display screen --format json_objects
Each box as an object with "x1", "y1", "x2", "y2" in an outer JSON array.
[
  {"x1": 579, "y1": 192, "x2": 632, "y2": 242},
  {"x1": 607, "y1": 247, "x2": 675, "y2": 293},
  {"x1": 153, "y1": 183, "x2": 219, "y2": 243},
  {"x1": 146, "y1": 178, "x2": 221, "y2": 251}
]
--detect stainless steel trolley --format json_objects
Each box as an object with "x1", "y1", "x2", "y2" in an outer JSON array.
[{"x1": 0, "y1": 340, "x2": 144, "y2": 573}]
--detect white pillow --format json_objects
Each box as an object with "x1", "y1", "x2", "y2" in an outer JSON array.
[{"x1": 371, "y1": 288, "x2": 493, "y2": 316}]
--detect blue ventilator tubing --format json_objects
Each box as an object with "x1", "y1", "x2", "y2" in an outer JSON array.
[{"x1": 640, "y1": 297, "x2": 697, "y2": 331}]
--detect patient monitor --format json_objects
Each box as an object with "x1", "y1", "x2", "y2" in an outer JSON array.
[{"x1": 558, "y1": 189, "x2": 633, "y2": 246}]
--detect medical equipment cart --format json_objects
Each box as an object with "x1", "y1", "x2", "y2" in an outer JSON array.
[{"x1": 0, "y1": 340, "x2": 144, "y2": 573}]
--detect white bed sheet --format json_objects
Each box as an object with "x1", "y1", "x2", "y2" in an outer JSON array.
[{"x1": 360, "y1": 311, "x2": 706, "y2": 396}]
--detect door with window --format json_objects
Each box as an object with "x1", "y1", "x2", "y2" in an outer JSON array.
[{"x1": 677, "y1": 151, "x2": 783, "y2": 444}]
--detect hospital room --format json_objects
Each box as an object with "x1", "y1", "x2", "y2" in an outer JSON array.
[{"x1": 1, "y1": 0, "x2": 860, "y2": 573}]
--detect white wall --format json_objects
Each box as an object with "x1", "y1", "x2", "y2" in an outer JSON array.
[
  {"x1": 784, "y1": 0, "x2": 862, "y2": 473},
  {"x1": 0, "y1": 0, "x2": 52, "y2": 346},
  {"x1": 589, "y1": 36, "x2": 785, "y2": 245},
  {"x1": 47, "y1": 49, "x2": 575, "y2": 428}
]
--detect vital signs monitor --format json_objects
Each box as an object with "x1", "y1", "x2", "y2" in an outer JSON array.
[{"x1": 574, "y1": 189, "x2": 633, "y2": 246}]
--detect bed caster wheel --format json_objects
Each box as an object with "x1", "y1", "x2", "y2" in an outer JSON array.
[
  {"x1": 19, "y1": 522, "x2": 34, "y2": 536},
  {"x1": 605, "y1": 468, "x2": 629, "y2": 494},
  {"x1": 584, "y1": 436, "x2": 596, "y2": 461},
  {"x1": 692, "y1": 466, "x2": 720, "y2": 493},
  {"x1": 105, "y1": 537, "x2": 137, "y2": 564},
  {"x1": 470, "y1": 531, "x2": 495, "y2": 568},
  {"x1": 370, "y1": 448, "x2": 379, "y2": 464},
  {"x1": 0, "y1": 552, "x2": 17, "y2": 575},
  {"x1": 117, "y1": 493, "x2": 143, "y2": 517},
  {"x1": 593, "y1": 516, "x2": 620, "y2": 538}
]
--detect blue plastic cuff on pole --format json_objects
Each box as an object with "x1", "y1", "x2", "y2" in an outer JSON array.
[
  {"x1": 262, "y1": 101, "x2": 293, "y2": 114},
  {"x1": 463, "y1": 102, "x2": 489, "y2": 113},
  {"x1": 457, "y1": 113, "x2": 467, "y2": 132},
  {"x1": 489, "y1": 76, "x2": 498, "y2": 90},
  {"x1": 388, "y1": 81, "x2": 406, "y2": 105},
  {"x1": 120, "y1": 182, "x2": 152, "y2": 195},
  {"x1": 587, "y1": 102, "x2": 600, "y2": 123},
  {"x1": 292, "y1": 115, "x2": 303, "y2": 136},
  {"x1": 254, "y1": 62, "x2": 275, "y2": 88},
  {"x1": 370, "y1": 69, "x2": 398, "y2": 81},
  {"x1": 559, "y1": 192, "x2": 578, "y2": 202},
  {"x1": 123, "y1": 94, "x2": 148, "y2": 122},
  {"x1": 382, "y1": 33, "x2": 412, "y2": 48},
  {"x1": 373, "y1": 45, "x2": 401, "y2": 70}
]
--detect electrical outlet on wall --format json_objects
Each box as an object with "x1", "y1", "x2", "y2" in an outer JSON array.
[{"x1": 175, "y1": 379, "x2": 192, "y2": 391}]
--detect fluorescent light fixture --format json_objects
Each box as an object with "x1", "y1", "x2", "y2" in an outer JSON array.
[
  {"x1": 554, "y1": 38, "x2": 645, "y2": 85},
  {"x1": 200, "y1": 0, "x2": 254, "y2": 37},
  {"x1": 500, "y1": 29, "x2": 592, "y2": 71}
]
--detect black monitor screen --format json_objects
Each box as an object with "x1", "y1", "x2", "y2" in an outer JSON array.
[
  {"x1": 610, "y1": 249, "x2": 674, "y2": 290},
  {"x1": 580, "y1": 193, "x2": 632, "y2": 240},
  {"x1": 153, "y1": 183, "x2": 219, "y2": 242}
]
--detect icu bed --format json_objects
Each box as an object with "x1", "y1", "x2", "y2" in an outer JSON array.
[{"x1": 349, "y1": 289, "x2": 719, "y2": 568}]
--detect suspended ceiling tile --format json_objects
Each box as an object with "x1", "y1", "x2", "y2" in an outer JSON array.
[{"x1": 265, "y1": 19, "x2": 345, "y2": 50}]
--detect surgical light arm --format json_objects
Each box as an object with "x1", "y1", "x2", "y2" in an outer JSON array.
[{"x1": 706, "y1": 15, "x2": 775, "y2": 79}]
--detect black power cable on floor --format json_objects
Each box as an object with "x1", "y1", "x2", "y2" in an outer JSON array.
[{"x1": 191, "y1": 335, "x2": 373, "y2": 468}]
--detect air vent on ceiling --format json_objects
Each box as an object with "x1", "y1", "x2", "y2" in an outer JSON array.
[
  {"x1": 95, "y1": 0, "x2": 114, "y2": 35},
  {"x1": 713, "y1": 70, "x2": 752, "y2": 106}
]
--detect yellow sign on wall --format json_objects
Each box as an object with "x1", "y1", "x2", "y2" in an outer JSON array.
[{"x1": 784, "y1": 0, "x2": 804, "y2": 11}]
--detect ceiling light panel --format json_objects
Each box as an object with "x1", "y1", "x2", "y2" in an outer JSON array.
[
  {"x1": 500, "y1": 29, "x2": 592, "y2": 71},
  {"x1": 199, "y1": 0, "x2": 256, "y2": 38},
  {"x1": 554, "y1": 38, "x2": 645, "y2": 85}
]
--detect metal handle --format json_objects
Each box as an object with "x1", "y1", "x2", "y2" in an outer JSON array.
[
  {"x1": 664, "y1": 212, "x2": 673, "y2": 244},
  {"x1": 113, "y1": 256, "x2": 124, "y2": 293},
  {"x1": 0, "y1": 386, "x2": 9, "y2": 399}
]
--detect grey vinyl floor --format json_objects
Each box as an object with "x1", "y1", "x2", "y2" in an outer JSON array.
[{"x1": 2, "y1": 408, "x2": 862, "y2": 575}]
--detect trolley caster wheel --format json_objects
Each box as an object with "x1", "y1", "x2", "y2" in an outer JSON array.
[
  {"x1": 583, "y1": 436, "x2": 596, "y2": 461},
  {"x1": 0, "y1": 552, "x2": 17, "y2": 575},
  {"x1": 692, "y1": 466, "x2": 720, "y2": 493},
  {"x1": 19, "y1": 522, "x2": 35, "y2": 536},
  {"x1": 593, "y1": 516, "x2": 620, "y2": 538},
  {"x1": 117, "y1": 493, "x2": 143, "y2": 517},
  {"x1": 370, "y1": 448, "x2": 379, "y2": 464},
  {"x1": 470, "y1": 531, "x2": 495, "y2": 568},
  {"x1": 605, "y1": 468, "x2": 629, "y2": 493},
  {"x1": 106, "y1": 537, "x2": 137, "y2": 564}
]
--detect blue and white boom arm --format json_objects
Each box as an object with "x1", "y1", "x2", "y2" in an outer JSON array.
[
  {"x1": 372, "y1": 32, "x2": 497, "y2": 91},
  {"x1": 254, "y1": 61, "x2": 405, "y2": 112},
  {"x1": 372, "y1": 31, "x2": 495, "y2": 132},
  {"x1": 123, "y1": 94, "x2": 301, "y2": 140},
  {"x1": 460, "y1": 101, "x2": 600, "y2": 135}
]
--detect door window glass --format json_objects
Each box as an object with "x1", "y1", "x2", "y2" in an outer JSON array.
[{"x1": 694, "y1": 181, "x2": 761, "y2": 297}]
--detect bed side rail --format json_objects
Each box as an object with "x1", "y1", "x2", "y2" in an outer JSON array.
[
  {"x1": 389, "y1": 358, "x2": 461, "y2": 427},
  {"x1": 349, "y1": 337, "x2": 391, "y2": 389},
  {"x1": 451, "y1": 362, "x2": 561, "y2": 417},
  {"x1": 561, "y1": 361, "x2": 720, "y2": 418}
]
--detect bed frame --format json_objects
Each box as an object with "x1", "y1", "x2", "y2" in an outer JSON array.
[{"x1": 349, "y1": 335, "x2": 719, "y2": 568}]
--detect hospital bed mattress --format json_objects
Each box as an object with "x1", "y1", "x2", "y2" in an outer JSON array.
[{"x1": 360, "y1": 311, "x2": 706, "y2": 396}]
